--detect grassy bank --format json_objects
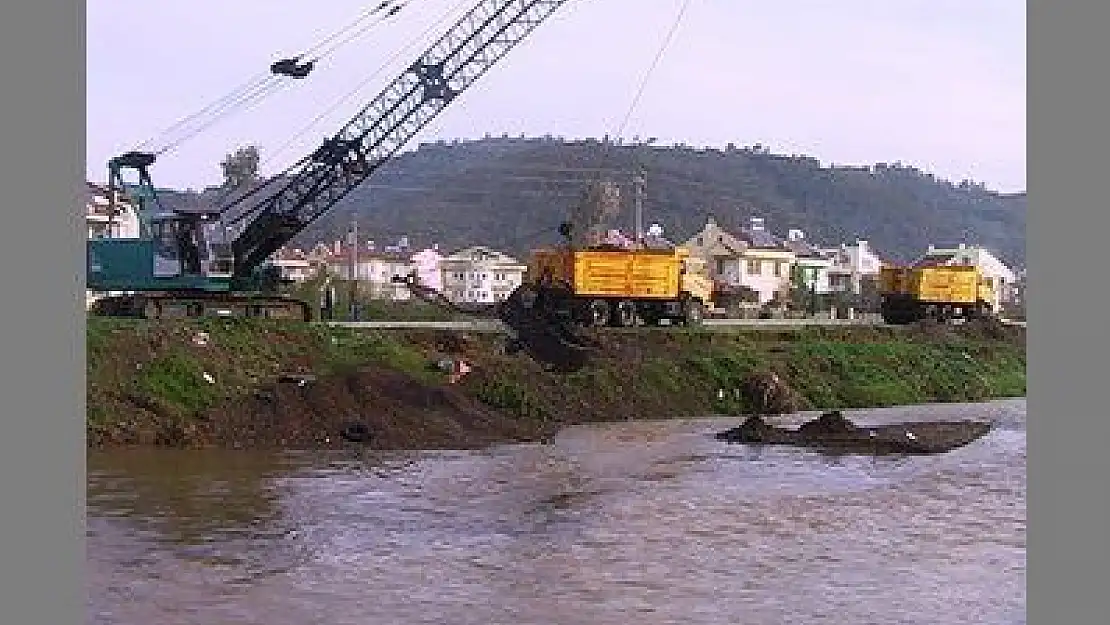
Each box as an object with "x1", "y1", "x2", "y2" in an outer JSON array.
[{"x1": 86, "y1": 317, "x2": 1026, "y2": 449}]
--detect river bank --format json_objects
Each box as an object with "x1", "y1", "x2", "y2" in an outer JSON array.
[{"x1": 86, "y1": 317, "x2": 1026, "y2": 450}]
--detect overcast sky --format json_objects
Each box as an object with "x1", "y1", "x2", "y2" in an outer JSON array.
[{"x1": 86, "y1": 0, "x2": 1026, "y2": 193}]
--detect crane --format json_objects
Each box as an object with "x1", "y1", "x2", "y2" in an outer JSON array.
[{"x1": 88, "y1": 0, "x2": 573, "y2": 320}]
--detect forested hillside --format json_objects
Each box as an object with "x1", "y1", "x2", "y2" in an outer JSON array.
[{"x1": 159, "y1": 137, "x2": 1026, "y2": 265}]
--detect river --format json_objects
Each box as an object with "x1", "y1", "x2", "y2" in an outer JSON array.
[{"x1": 87, "y1": 399, "x2": 1026, "y2": 625}]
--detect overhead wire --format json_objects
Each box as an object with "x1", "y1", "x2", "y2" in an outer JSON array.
[
  {"x1": 154, "y1": 5, "x2": 405, "y2": 156},
  {"x1": 298, "y1": 1, "x2": 397, "y2": 60},
  {"x1": 166, "y1": 0, "x2": 439, "y2": 225},
  {"x1": 151, "y1": 80, "x2": 290, "y2": 156},
  {"x1": 613, "y1": 0, "x2": 693, "y2": 142},
  {"x1": 217, "y1": 0, "x2": 694, "y2": 256},
  {"x1": 304, "y1": 1, "x2": 411, "y2": 62},
  {"x1": 130, "y1": 1, "x2": 413, "y2": 158},
  {"x1": 215, "y1": 0, "x2": 472, "y2": 224},
  {"x1": 567, "y1": 0, "x2": 695, "y2": 240},
  {"x1": 263, "y1": 0, "x2": 473, "y2": 171},
  {"x1": 131, "y1": 73, "x2": 273, "y2": 153}
]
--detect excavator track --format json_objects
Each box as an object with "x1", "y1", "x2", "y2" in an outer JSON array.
[{"x1": 90, "y1": 292, "x2": 312, "y2": 321}]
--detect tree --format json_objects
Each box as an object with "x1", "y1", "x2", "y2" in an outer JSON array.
[{"x1": 220, "y1": 146, "x2": 261, "y2": 190}]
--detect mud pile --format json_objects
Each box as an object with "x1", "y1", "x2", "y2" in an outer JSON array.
[
  {"x1": 406, "y1": 276, "x2": 599, "y2": 372},
  {"x1": 906, "y1": 317, "x2": 1026, "y2": 347},
  {"x1": 200, "y1": 367, "x2": 543, "y2": 450},
  {"x1": 715, "y1": 410, "x2": 993, "y2": 455}
]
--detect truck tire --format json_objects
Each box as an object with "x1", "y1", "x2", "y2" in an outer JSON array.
[
  {"x1": 585, "y1": 299, "x2": 610, "y2": 327},
  {"x1": 143, "y1": 298, "x2": 162, "y2": 320},
  {"x1": 613, "y1": 300, "x2": 637, "y2": 327},
  {"x1": 682, "y1": 299, "x2": 705, "y2": 326},
  {"x1": 971, "y1": 301, "x2": 993, "y2": 320},
  {"x1": 881, "y1": 306, "x2": 905, "y2": 325},
  {"x1": 881, "y1": 299, "x2": 919, "y2": 325}
]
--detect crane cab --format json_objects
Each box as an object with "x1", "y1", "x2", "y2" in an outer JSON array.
[
  {"x1": 88, "y1": 210, "x2": 236, "y2": 294},
  {"x1": 148, "y1": 211, "x2": 234, "y2": 280}
]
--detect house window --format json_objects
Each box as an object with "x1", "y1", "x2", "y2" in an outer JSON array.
[
  {"x1": 746, "y1": 259, "x2": 760, "y2": 275},
  {"x1": 715, "y1": 259, "x2": 725, "y2": 275},
  {"x1": 773, "y1": 262, "x2": 783, "y2": 277}
]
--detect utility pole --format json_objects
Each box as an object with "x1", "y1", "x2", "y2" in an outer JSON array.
[
  {"x1": 633, "y1": 167, "x2": 646, "y2": 246},
  {"x1": 347, "y1": 217, "x2": 358, "y2": 321}
]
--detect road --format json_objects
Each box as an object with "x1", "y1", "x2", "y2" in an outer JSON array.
[
  {"x1": 322, "y1": 317, "x2": 1025, "y2": 332},
  {"x1": 323, "y1": 317, "x2": 889, "y2": 332}
]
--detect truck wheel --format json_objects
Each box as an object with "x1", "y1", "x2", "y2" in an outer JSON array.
[
  {"x1": 614, "y1": 300, "x2": 638, "y2": 327},
  {"x1": 585, "y1": 299, "x2": 610, "y2": 327},
  {"x1": 143, "y1": 299, "x2": 162, "y2": 320},
  {"x1": 881, "y1": 305, "x2": 909, "y2": 325},
  {"x1": 682, "y1": 299, "x2": 705, "y2": 326}
]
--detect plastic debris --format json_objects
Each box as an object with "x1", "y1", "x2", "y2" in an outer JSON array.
[{"x1": 448, "y1": 359, "x2": 472, "y2": 384}]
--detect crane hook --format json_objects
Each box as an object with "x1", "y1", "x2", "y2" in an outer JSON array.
[{"x1": 271, "y1": 57, "x2": 316, "y2": 79}]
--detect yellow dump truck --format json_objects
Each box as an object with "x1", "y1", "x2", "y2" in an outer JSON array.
[
  {"x1": 879, "y1": 264, "x2": 997, "y2": 324},
  {"x1": 525, "y1": 246, "x2": 714, "y2": 326}
]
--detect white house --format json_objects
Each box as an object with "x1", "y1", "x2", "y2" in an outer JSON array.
[
  {"x1": 321, "y1": 242, "x2": 414, "y2": 301},
  {"x1": 784, "y1": 229, "x2": 833, "y2": 294},
  {"x1": 410, "y1": 245, "x2": 445, "y2": 292},
  {"x1": 439, "y1": 245, "x2": 527, "y2": 304},
  {"x1": 85, "y1": 182, "x2": 140, "y2": 240},
  {"x1": 915, "y1": 244, "x2": 1018, "y2": 311},
  {"x1": 268, "y1": 247, "x2": 317, "y2": 282},
  {"x1": 818, "y1": 239, "x2": 885, "y2": 295},
  {"x1": 683, "y1": 216, "x2": 795, "y2": 304},
  {"x1": 1008, "y1": 267, "x2": 1026, "y2": 314},
  {"x1": 86, "y1": 182, "x2": 143, "y2": 310}
]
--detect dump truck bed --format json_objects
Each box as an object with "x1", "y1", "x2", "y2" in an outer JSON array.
[
  {"x1": 880, "y1": 265, "x2": 988, "y2": 305},
  {"x1": 530, "y1": 248, "x2": 686, "y2": 299}
]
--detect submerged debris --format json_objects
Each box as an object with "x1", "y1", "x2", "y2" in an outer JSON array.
[{"x1": 339, "y1": 421, "x2": 373, "y2": 443}]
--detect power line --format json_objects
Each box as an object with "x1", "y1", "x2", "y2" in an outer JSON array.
[
  {"x1": 129, "y1": 1, "x2": 416, "y2": 158},
  {"x1": 263, "y1": 0, "x2": 472, "y2": 171}
]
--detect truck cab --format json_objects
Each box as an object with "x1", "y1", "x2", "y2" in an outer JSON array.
[{"x1": 678, "y1": 253, "x2": 714, "y2": 306}]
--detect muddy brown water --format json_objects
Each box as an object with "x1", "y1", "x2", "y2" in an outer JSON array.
[{"x1": 87, "y1": 399, "x2": 1026, "y2": 625}]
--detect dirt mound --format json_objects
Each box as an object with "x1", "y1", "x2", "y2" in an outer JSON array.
[
  {"x1": 797, "y1": 410, "x2": 859, "y2": 435},
  {"x1": 716, "y1": 411, "x2": 993, "y2": 455},
  {"x1": 961, "y1": 317, "x2": 1026, "y2": 345},
  {"x1": 202, "y1": 366, "x2": 536, "y2": 450},
  {"x1": 906, "y1": 317, "x2": 1025, "y2": 347},
  {"x1": 496, "y1": 287, "x2": 599, "y2": 372}
]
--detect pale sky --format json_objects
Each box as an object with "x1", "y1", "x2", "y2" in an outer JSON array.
[{"x1": 86, "y1": 0, "x2": 1026, "y2": 193}]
